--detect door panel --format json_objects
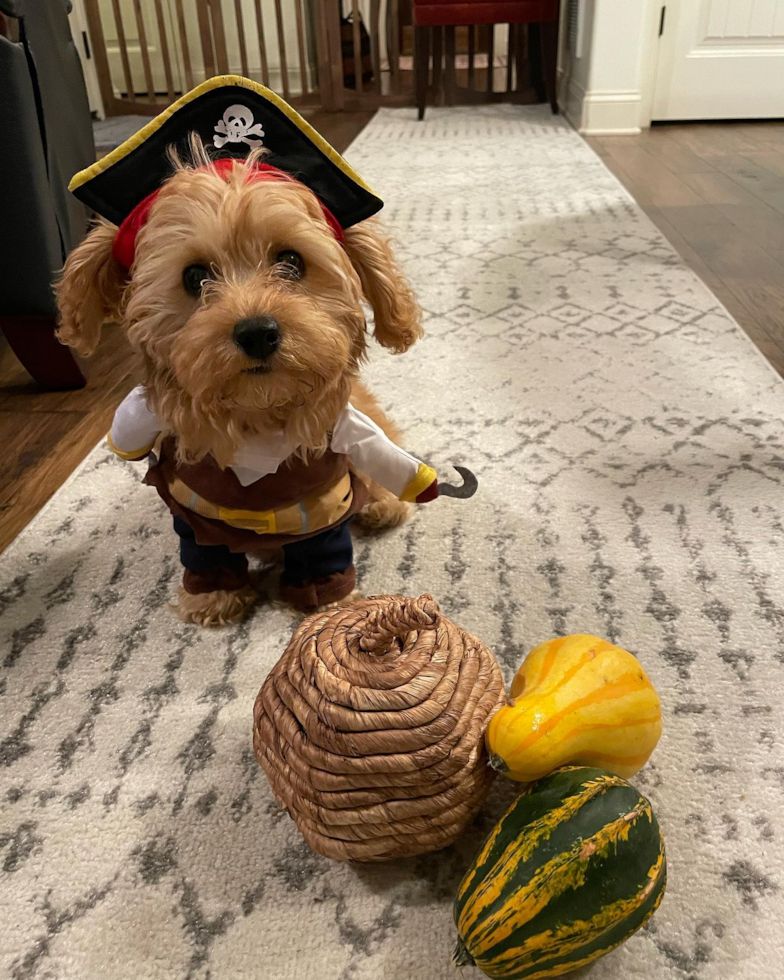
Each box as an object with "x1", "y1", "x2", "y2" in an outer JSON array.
[{"x1": 652, "y1": 0, "x2": 784, "y2": 120}]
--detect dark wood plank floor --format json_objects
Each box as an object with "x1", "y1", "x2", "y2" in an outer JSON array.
[
  {"x1": 584, "y1": 122, "x2": 784, "y2": 375},
  {"x1": 0, "y1": 327, "x2": 134, "y2": 549},
  {"x1": 0, "y1": 110, "x2": 374, "y2": 553},
  {"x1": 2, "y1": 114, "x2": 784, "y2": 553}
]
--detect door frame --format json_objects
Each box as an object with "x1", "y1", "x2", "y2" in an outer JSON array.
[
  {"x1": 638, "y1": 0, "x2": 666, "y2": 129},
  {"x1": 69, "y1": 0, "x2": 106, "y2": 118}
]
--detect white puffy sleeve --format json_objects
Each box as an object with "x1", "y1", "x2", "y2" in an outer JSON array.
[
  {"x1": 331, "y1": 403, "x2": 439, "y2": 503},
  {"x1": 107, "y1": 386, "x2": 161, "y2": 461}
]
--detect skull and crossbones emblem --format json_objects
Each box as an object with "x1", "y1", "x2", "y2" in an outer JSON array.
[{"x1": 213, "y1": 104, "x2": 265, "y2": 149}]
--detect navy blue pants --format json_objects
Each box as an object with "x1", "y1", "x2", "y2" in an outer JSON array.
[{"x1": 173, "y1": 516, "x2": 354, "y2": 586}]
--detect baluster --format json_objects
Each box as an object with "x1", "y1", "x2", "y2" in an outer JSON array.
[
  {"x1": 295, "y1": 0, "x2": 309, "y2": 95},
  {"x1": 234, "y1": 0, "x2": 249, "y2": 77},
  {"x1": 174, "y1": 0, "x2": 194, "y2": 90},
  {"x1": 253, "y1": 0, "x2": 270, "y2": 87},
  {"x1": 208, "y1": 0, "x2": 229, "y2": 75},
  {"x1": 196, "y1": 0, "x2": 216, "y2": 79},
  {"x1": 351, "y1": 0, "x2": 363, "y2": 95},
  {"x1": 274, "y1": 0, "x2": 290, "y2": 99},
  {"x1": 389, "y1": 0, "x2": 401, "y2": 94},
  {"x1": 110, "y1": 0, "x2": 135, "y2": 98},
  {"x1": 370, "y1": 0, "x2": 381, "y2": 93},
  {"x1": 313, "y1": 0, "x2": 336, "y2": 107},
  {"x1": 153, "y1": 0, "x2": 175, "y2": 98},
  {"x1": 131, "y1": 0, "x2": 155, "y2": 98}
]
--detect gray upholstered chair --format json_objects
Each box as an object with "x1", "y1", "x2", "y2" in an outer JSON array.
[{"x1": 0, "y1": 0, "x2": 95, "y2": 387}]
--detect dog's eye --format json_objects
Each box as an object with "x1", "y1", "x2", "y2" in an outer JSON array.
[
  {"x1": 183, "y1": 264, "x2": 211, "y2": 296},
  {"x1": 275, "y1": 250, "x2": 305, "y2": 281}
]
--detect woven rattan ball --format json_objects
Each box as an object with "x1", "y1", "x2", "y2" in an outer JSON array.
[{"x1": 253, "y1": 593, "x2": 506, "y2": 862}]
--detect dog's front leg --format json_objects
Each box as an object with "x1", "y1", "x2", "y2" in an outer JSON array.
[
  {"x1": 169, "y1": 516, "x2": 257, "y2": 627},
  {"x1": 279, "y1": 520, "x2": 357, "y2": 612},
  {"x1": 349, "y1": 381, "x2": 411, "y2": 530}
]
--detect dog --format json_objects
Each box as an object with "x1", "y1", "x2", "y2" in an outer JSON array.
[{"x1": 55, "y1": 136, "x2": 438, "y2": 626}]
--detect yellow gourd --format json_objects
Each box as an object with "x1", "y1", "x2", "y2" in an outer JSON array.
[{"x1": 486, "y1": 634, "x2": 662, "y2": 782}]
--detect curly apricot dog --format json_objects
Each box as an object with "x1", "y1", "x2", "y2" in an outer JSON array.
[{"x1": 57, "y1": 135, "x2": 440, "y2": 626}]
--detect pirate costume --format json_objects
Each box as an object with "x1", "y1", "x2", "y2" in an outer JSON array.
[
  {"x1": 108, "y1": 386, "x2": 439, "y2": 606},
  {"x1": 70, "y1": 76, "x2": 441, "y2": 609}
]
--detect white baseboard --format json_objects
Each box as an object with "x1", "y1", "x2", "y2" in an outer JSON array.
[
  {"x1": 561, "y1": 82, "x2": 643, "y2": 135},
  {"x1": 579, "y1": 90, "x2": 643, "y2": 135}
]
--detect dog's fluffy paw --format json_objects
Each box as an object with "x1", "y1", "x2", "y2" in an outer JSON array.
[
  {"x1": 314, "y1": 590, "x2": 363, "y2": 614},
  {"x1": 357, "y1": 496, "x2": 410, "y2": 530},
  {"x1": 274, "y1": 590, "x2": 364, "y2": 620},
  {"x1": 171, "y1": 585, "x2": 257, "y2": 626}
]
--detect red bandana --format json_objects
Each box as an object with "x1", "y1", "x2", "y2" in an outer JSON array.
[{"x1": 112, "y1": 159, "x2": 345, "y2": 270}]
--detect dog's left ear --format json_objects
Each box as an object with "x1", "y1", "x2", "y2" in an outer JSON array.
[
  {"x1": 55, "y1": 219, "x2": 127, "y2": 356},
  {"x1": 343, "y1": 220, "x2": 423, "y2": 354}
]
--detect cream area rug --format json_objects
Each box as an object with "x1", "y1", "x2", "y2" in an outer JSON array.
[{"x1": 2, "y1": 106, "x2": 783, "y2": 980}]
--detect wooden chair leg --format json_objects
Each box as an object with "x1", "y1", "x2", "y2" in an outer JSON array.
[
  {"x1": 540, "y1": 20, "x2": 559, "y2": 113},
  {"x1": 528, "y1": 23, "x2": 546, "y2": 103},
  {"x1": 1, "y1": 315, "x2": 86, "y2": 389},
  {"x1": 432, "y1": 25, "x2": 443, "y2": 103},
  {"x1": 415, "y1": 26, "x2": 430, "y2": 120},
  {"x1": 505, "y1": 24, "x2": 516, "y2": 93},
  {"x1": 444, "y1": 25, "x2": 456, "y2": 105},
  {"x1": 487, "y1": 24, "x2": 495, "y2": 94},
  {"x1": 467, "y1": 25, "x2": 475, "y2": 90},
  {"x1": 515, "y1": 20, "x2": 528, "y2": 92}
]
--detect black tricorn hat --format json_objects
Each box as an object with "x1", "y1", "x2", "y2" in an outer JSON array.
[{"x1": 69, "y1": 75, "x2": 383, "y2": 229}]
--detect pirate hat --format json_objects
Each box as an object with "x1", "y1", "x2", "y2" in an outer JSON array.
[{"x1": 69, "y1": 75, "x2": 383, "y2": 231}]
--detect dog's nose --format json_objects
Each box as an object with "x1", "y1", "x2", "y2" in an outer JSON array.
[{"x1": 233, "y1": 316, "x2": 281, "y2": 361}]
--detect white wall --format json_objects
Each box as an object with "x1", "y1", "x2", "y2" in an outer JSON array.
[{"x1": 561, "y1": 0, "x2": 658, "y2": 135}]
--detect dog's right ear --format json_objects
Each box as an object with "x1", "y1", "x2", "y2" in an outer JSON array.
[{"x1": 56, "y1": 219, "x2": 127, "y2": 356}]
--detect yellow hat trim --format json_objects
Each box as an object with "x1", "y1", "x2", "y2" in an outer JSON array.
[{"x1": 69, "y1": 75, "x2": 379, "y2": 202}]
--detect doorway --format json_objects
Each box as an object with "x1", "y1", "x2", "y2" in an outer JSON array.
[{"x1": 651, "y1": 0, "x2": 784, "y2": 121}]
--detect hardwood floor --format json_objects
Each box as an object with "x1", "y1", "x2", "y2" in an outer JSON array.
[
  {"x1": 2, "y1": 114, "x2": 783, "y2": 554},
  {"x1": 0, "y1": 110, "x2": 375, "y2": 554},
  {"x1": 0, "y1": 328, "x2": 137, "y2": 552},
  {"x1": 584, "y1": 121, "x2": 784, "y2": 376}
]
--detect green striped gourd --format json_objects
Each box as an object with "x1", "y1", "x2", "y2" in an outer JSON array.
[{"x1": 454, "y1": 766, "x2": 666, "y2": 980}]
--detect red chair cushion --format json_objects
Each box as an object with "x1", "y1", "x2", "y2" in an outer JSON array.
[{"x1": 413, "y1": 0, "x2": 559, "y2": 27}]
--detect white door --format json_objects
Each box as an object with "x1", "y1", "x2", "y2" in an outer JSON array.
[
  {"x1": 652, "y1": 0, "x2": 784, "y2": 120},
  {"x1": 70, "y1": 0, "x2": 105, "y2": 117}
]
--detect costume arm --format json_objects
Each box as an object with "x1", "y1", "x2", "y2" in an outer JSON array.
[
  {"x1": 331, "y1": 404, "x2": 439, "y2": 503},
  {"x1": 107, "y1": 386, "x2": 161, "y2": 461}
]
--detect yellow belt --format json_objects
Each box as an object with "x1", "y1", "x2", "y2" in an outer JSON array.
[{"x1": 167, "y1": 472, "x2": 354, "y2": 535}]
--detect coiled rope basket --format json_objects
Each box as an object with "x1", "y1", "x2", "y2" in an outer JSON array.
[{"x1": 253, "y1": 594, "x2": 506, "y2": 862}]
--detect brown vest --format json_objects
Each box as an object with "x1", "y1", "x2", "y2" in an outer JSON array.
[{"x1": 145, "y1": 436, "x2": 367, "y2": 553}]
